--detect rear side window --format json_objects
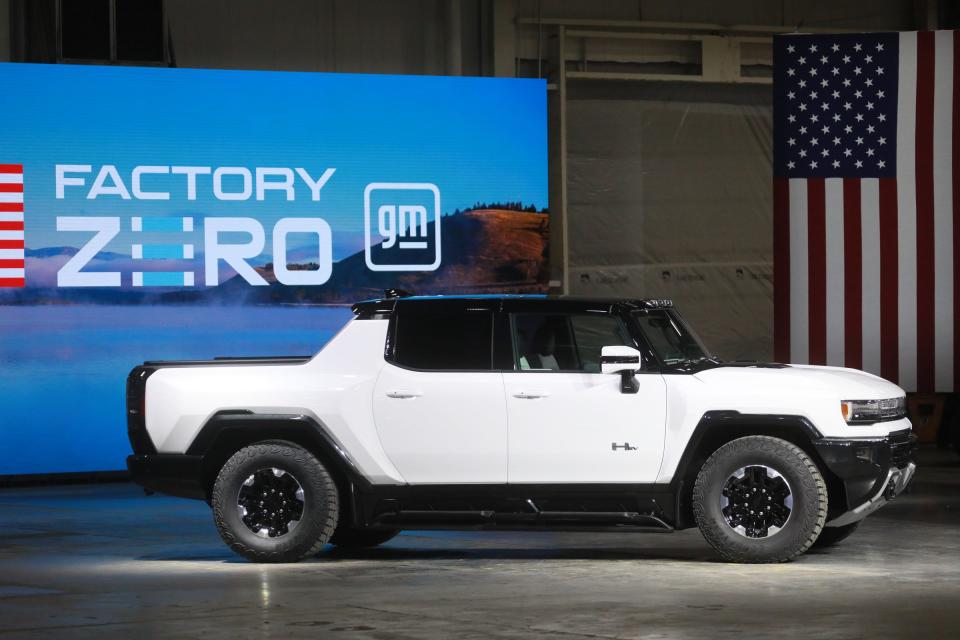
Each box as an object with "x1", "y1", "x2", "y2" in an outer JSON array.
[{"x1": 391, "y1": 302, "x2": 493, "y2": 370}]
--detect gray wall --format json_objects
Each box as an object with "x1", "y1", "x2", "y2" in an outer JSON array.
[
  {"x1": 166, "y1": 0, "x2": 466, "y2": 74},
  {"x1": 514, "y1": 0, "x2": 918, "y2": 29},
  {"x1": 0, "y1": 0, "x2": 10, "y2": 61},
  {"x1": 162, "y1": 0, "x2": 927, "y2": 77},
  {"x1": 565, "y1": 82, "x2": 773, "y2": 360}
]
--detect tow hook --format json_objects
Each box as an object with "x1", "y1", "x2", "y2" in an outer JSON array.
[{"x1": 884, "y1": 471, "x2": 901, "y2": 500}]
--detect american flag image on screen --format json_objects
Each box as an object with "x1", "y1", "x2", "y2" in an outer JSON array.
[
  {"x1": 773, "y1": 31, "x2": 958, "y2": 393},
  {"x1": 0, "y1": 164, "x2": 24, "y2": 288}
]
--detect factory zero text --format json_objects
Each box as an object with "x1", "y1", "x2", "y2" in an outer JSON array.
[{"x1": 53, "y1": 164, "x2": 337, "y2": 288}]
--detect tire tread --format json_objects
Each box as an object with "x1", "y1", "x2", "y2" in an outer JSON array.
[
  {"x1": 212, "y1": 441, "x2": 338, "y2": 563},
  {"x1": 692, "y1": 435, "x2": 827, "y2": 563}
]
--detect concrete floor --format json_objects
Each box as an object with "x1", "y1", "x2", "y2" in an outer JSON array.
[{"x1": 0, "y1": 448, "x2": 958, "y2": 639}]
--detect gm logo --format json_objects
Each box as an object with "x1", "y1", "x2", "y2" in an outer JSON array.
[{"x1": 364, "y1": 182, "x2": 441, "y2": 272}]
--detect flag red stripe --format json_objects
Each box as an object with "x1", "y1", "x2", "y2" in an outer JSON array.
[
  {"x1": 843, "y1": 179, "x2": 863, "y2": 369},
  {"x1": 0, "y1": 240, "x2": 24, "y2": 249},
  {"x1": 915, "y1": 31, "x2": 936, "y2": 393},
  {"x1": 807, "y1": 178, "x2": 827, "y2": 365},
  {"x1": 0, "y1": 278, "x2": 25, "y2": 287},
  {"x1": 0, "y1": 204, "x2": 23, "y2": 212},
  {"x1": 879, "y1": 178, "x2": 900, "y2": 383},
  {"x1": 0, "y1": 259, "x2": 24, "y2": 268},
  {"x1": 0, "y1": 183, "x2": 22, "y2": 193},
  {"x1": 774, "y1": 177, "x2": 791, "y2": 362},
  {"x1": 0, "y1": 221, "x2": 23, "y2": 231},
  {"x1": 0, "y1": 165, "x2": 23, "y2": 173},
  {"x1": 954, "y1": 30, "x2": 960, "y2": 393}
]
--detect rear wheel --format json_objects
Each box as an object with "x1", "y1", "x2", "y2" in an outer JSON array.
[
  {"x1": 329, "y1": 528, "x2": 400, "y2": 548},
  {"x1": 212, "y1": 440, "x2": 339, "y2": 563},
  {"x1": 811, "y1": 521, "x2": 860, "y2": 548},
  {"x1": 693, "y1": 435, "x2": 827, "y2": 563}
]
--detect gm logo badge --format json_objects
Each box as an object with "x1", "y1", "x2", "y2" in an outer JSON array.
[{"x1": 364, "y1": 182, "x2": 441, "y2": 272}]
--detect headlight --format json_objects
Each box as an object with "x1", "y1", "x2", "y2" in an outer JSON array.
[{"x1": 840, "y1": 397, "x2": 906, "y2": 424}]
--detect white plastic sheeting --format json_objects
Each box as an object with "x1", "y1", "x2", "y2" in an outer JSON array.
[{"x1": 566, "y1": 81, "x2": 774, "y2": 361}]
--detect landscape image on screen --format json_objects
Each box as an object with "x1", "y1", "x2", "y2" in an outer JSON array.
[{"x1": 0, "y1": 63, "x2": 548, "y2": 475}]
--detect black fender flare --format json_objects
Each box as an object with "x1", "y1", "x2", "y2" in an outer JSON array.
[
  {"x1": 186, "y1": 411, "x2": 372, "y2": 498},
  {"x1": 668, "y1": 410, "x2": 828, "y2": 528}
]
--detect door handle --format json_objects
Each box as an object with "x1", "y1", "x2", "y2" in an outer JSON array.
[
  {"x1": 513, "y1": 391, "x2": 550, "y2": 399},
  {"x1": 386, "y1": 390, "x2": 423, "y2": 399}
]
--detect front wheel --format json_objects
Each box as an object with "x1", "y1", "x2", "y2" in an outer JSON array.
[
  {"x1": 693, "y1": 435, "x2": 827, "y2": 563},
  {"x1": 212, "y1": 440, "x2": 339, "y2": 563}
]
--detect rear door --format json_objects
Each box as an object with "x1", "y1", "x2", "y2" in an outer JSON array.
[
  {"x1": 372, "y1": 299, "x2": 507, "y2": 484},
  {"x1": 502, "y1": 306, "x2": 667, "y2": 483}
]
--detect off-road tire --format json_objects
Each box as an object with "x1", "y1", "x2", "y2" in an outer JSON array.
[
  {"x1": 212, "y1": 440, "x2": 338, "y2": 563},
  {"x1": 811, "y1": 521, "x2": 860, "y2": 548},
  {"x1": 329, "y1": 528, "x2": 400, "y2": 548},
  {"x1": 693, "y1": 435, "x2": 828, "y2": 563}
]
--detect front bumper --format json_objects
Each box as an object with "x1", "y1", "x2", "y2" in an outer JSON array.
[
  {"x1": 826, "y1": 461, "x2": 916, "y2": 527},
  {"x1": 127, "y1": 454, "x2": 206, "y2": 500},
  {"x1": 813, "y1": 428, "x2": 917, "y2": 526}
]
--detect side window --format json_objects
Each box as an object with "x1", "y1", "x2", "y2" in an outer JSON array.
[
  {"x1": 569, "y1": 314, "x2": 634, "y2": 372},
  {"x1": 513, "y1": 314, "x2": 577, "y2": 371},
  {"x1": 511, "y1": 313, "x2": 632, "y2": 372},
  {"x1": 392, "y1": 303, "x2": 493, "y2": 370}
]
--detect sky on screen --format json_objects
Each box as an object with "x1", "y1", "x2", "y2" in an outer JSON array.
[{"x1": 0, "y1": 63, "x2": 547, "y2": 258}]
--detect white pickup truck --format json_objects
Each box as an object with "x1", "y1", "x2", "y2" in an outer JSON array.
[{"x1": 127, "y1": 293, "x2": 916, "y2": 563}]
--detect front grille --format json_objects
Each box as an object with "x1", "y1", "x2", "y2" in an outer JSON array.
[{"x1": 888, "y1": 429, "x2": 916, "y2": 469}]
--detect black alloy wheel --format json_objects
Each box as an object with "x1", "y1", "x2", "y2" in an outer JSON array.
[
  {"x1": 720, "y1": 465, "x2": 794, "y2": 538},
  {"x1": 237, "y1": 467, "x2": 305, "y2": 539}
]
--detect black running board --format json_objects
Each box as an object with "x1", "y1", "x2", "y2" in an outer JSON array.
[{"x1": 375, "y1": 510, "x2": 674, "y2": 531}]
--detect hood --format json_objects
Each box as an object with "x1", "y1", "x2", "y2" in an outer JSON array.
[{"x1": 692, "y1": 362, "x2": 905, "y2": 400}]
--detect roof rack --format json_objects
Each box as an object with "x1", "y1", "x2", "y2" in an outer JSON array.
[{"x1": 384, "y1": 288, "x2": 414, "y2": 299}]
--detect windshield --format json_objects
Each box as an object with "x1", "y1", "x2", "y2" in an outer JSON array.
[{"x1": 632, "y1": 309, "x2": 711, "y2": 366}]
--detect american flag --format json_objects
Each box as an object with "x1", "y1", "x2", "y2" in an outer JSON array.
[
  {"x1": 774, "y1": 31, "x2": 957, "y2": 393},
  {"x1": 0, "y1": 164, "x2": 24, "y2": 287}
]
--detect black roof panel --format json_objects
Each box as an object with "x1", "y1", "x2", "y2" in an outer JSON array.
[{"x1": 351, "y1": 294, "x2": 673, "y2": 318}]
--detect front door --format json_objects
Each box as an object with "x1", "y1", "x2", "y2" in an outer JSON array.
[
  {"x1": 372, "y1": 299, "x2": 507, "y2": 484},
  {"x1": 503, "y1": 310, "x2": 667, "y2": 483}
]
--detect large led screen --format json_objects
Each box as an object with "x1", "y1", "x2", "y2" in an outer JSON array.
[{"x1": 0, "y1": 63, "x2": 548, "y2": 475}]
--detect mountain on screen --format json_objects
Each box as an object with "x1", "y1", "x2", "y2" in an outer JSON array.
[{"x1": 0, "y1": 208, "x2": 549, "y2": 305}]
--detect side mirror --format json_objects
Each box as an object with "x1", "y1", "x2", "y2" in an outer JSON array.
[
  {"x1": 600, "y1": 346, "x2": 642, "y2": 394},
  {"x1": 600, "y1": 345, "x2": 642, "y2": 374}
]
